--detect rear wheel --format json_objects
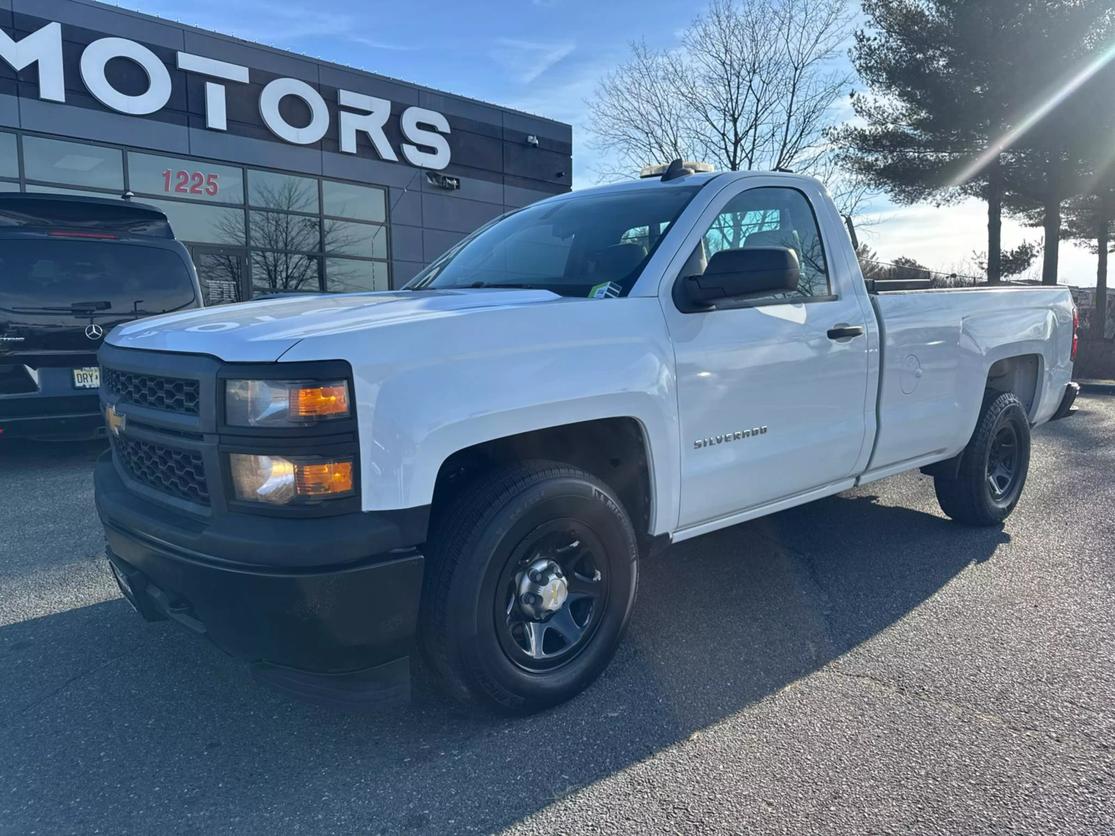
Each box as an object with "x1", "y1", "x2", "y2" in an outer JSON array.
[
  {"x1": 934, "y1": 392, "x2": 1031, "y2": 526},
  {"x1": 420, "y1": 461, "x2": 639, "y2": 713}
]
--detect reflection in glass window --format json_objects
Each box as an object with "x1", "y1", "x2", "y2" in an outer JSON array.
[
  {"x1": 25, "y1": 184, "x2": 124, "y2": 200},
  {"x1": 0, "y1": 133, "x2": 17, "y2": 179},
  {"x1": 323, "y1": 180, "x2": 385, "y2": 222},
  {"x1": 141, "y1": 198, "x2": 245, "y2": 244},
  {"x1": 325, "y1": 219, "x2": 387, "y2": 260},
  {"x1": 23, "y1": 136, "x2": 124, "y2": 190},
  {"x1": 193, "y1": 251, "x2": 246, "y2": 306},
  {"x1": 129, "y1": 152, "x2": 244, "y2": 204},
  {"x1": 699, "y1": 188, "x2": 830, "y2": 299},
  {"x1": 250, "y1": 211, "x2": 321, "y2": 253},
  {"x1": 0, "y1": 181, "x2": 22, "y2": 192},
  {"x1": 326, "y1": 258, "x2": 389, "y2": 293},
  {"x1": 248, "y1": 170, "x2": 318, "y2": 213},
  {"x1": 251, "y1": 251, "x2": 321, "y2": 295}
]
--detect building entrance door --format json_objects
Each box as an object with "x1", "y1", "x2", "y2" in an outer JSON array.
[{"x1": 189, "y1": 246, "x2": 249, "y2": 305}]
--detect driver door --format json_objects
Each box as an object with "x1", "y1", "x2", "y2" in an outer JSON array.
[{"x1": 661, "y1": 182, "x2": 872, "y2": 532}]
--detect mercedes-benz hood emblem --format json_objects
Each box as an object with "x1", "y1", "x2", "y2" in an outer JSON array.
[{"x1": 85, "y1": 323, "x2": 105, "y2": 341}]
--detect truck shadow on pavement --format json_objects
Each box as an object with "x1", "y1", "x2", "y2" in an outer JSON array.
[{"x1": 0, "y1": 481, "x2": 1011, "y2": 833}]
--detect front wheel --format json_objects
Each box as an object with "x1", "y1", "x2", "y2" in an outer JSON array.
[
  {"x1": 934, "y1": 391, "x2": 1032, "y2": 526},
  {"x1": 420, "y1": 461, "x2": 639, "y2": 713}
]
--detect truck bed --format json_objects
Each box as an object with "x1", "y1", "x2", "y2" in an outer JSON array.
[{"x1": 863, "y1": 285, "x2": 1075, "y2": 481}]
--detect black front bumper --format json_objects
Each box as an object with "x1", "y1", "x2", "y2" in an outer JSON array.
[{"x1": 96, "y1": 454, "x2": 427, "y2": 706}]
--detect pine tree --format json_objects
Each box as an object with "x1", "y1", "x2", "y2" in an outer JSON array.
[
  {"x1": 836, "y1": 0, "x2": 1115, "y2": 284},
  {"x1": 1061, "y1": 188, "x2": 1114, "y2": 338}
]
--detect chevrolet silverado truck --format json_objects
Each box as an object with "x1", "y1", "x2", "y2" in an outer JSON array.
[{"x1": 94, "y1": 166, "x2": 1079, "y2": 713}]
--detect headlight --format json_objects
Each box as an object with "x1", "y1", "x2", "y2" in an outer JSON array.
[
  {"x1": 229, "y1": 453, "x2": 355, "y2": 505},
  {"x1": 225, "y1": 379, "x2": 350, "y2": 427}
]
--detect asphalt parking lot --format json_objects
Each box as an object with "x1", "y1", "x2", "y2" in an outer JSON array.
[{"x1": 1, "y1": 396, "x2": 1112, "y2": 835}]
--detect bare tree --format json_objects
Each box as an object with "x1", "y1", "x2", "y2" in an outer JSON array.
[
  {"x1": 591, "y1": 41, "x2": 692, "y2": 177},
  {"x1": 589, "y1": 0, "x2": 858, "y2": 207},
  {"x1": 211, "y1": 180, "x2": 364, "y2": 297}
]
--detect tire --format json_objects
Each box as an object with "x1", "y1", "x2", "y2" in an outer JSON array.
[
  {"x1": 934, "y1": 392, "x2": 1032, "y2": 526},
  {"x1": 419, "y1": 460, "x2": 639, "y2": 714}
]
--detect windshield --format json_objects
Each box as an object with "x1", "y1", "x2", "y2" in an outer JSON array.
[
  {"x1": 0, "y1": 239, "x2": 197, "y2": 316},
  {"x1": 407, "y1": 185, "x2": 702, "y2": 298}
]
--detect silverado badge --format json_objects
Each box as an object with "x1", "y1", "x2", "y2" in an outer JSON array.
[{"x1": 693, "y1": 426, "x2": 768, "y2": 449}]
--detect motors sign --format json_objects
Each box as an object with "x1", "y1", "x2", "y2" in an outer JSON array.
[{"x1": 0, "y1": 21, "x2": 452, "y2": 170}]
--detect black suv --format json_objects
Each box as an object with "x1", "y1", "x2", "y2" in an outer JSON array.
[{"x1": 0, "y1": 195, "x2": 202, "y2": 440}]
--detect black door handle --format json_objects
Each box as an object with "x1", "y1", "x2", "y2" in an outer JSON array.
[{"x1": 827, "y1": 325, "x2": 865, "y2": 340}]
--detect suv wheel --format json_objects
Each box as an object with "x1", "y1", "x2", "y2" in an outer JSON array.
[{"x1": 420, "y1": 461, "x2": 639, "y2": 713}]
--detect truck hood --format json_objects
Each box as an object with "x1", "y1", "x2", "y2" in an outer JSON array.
[{"x1": 106, "y1": 289, "x2": 563, "y2": 362}]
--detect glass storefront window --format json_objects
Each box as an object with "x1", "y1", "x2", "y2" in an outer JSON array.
[
  {"x1": 251, "y1": 252, "x2": 322, "y2": 295},
  {"x1": 9, "y1": 132, "x2": 394, "y2": 296},
  {"x1": 250, "y1": 211, "x2": 321, "y2": 253},
  {"x1": 128, "y1": 152, "x2": 244, "y2": 204},
  {"x1": 325, "y1": 219, "x2": 387, "y2": 260},
  {"x1": 23, "y1": 136, "x2": 124, "y2": 191},
  {"x1": 25, "y1": 184, "x2": 123, "y2": 200},
  {"x1": 325, "y1": 258, "x2": 389, "y2": 293},
  {"x1": 0, "y1": 133, "x2": 17, "y2": 179},
  {"x1": 248, "y1": 170, "x2": 318, "y2": 214},
  {"x1": 323, "y1": 180, "x2": 385, "y2": 223},
  {"x1": 142, "y1": 198, "x2": 245, "y2": 244},
  {"x1": 192, "y1": 249, "x2": 247, "y2": 306}
]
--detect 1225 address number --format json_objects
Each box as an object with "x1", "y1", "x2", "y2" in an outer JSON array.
[{"x1": 162, "y1": 169, "x2": 220, "y2": 197}]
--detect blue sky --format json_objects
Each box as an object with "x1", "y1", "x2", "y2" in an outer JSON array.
[{"x1": 113, "y1": 0, "x2": 1099, "y2": 286}]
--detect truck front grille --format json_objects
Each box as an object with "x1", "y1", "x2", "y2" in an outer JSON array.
[
  {"x1": 103, "y1": 368, "x2": 200, "y2": 415},
  {"x1": 112, "y1": 436, "x2": 209, "y2": 506}
]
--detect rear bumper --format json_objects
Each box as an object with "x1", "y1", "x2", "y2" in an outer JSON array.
[
  {"x1": 96, "y1": 453, "x2": 427, "y2": 705},
  {"x1": 0, "y1": 394, "x2": 103, "y2": 439}
]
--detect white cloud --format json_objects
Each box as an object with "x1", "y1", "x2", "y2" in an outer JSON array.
[
  {"x1": 347, "y1": 37, "x2": 416, "y2": 52},
  {"x1": 489, "y1": 38, "x2": 575, "y2": 84}
]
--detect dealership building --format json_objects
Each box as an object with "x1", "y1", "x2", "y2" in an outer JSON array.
[{"x1": 0, "y1": 0, "x2": 572, "y2": 303}]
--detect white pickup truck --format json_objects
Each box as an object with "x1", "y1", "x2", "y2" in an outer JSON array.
[{"x1": 94, "y1": 167, "x2": 1079, "y2": 713}]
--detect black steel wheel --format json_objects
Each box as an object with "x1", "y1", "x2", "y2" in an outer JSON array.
[
  {"x1": 495, "y1": 521, "x2": 609, "y2": 672},
  {"x1": 935, "y1": 391, "x2": 1031, "y2": 526},
  {"x1": 420, "y1": 461, "x2": 639, "y2": 713},
  {"x1": 986, "y1": 423, "x2": 1020, "y2": 501}
]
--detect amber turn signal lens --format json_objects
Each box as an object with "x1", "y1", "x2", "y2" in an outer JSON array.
[
  {"x1": 290, "y1": 383, "x2": 350, "y2": 419},
  {"x1": 230, "y1": 453, "x2": 355, "y2": 504},
  {"x1": 294, "y1": 460, "x2": 354, "y2": 496}
]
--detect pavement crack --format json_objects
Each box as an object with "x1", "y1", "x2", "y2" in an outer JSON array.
[
  {"x1": 750, "y1": 524, "x2": 842, "y2": 653},
  {"x1": 0, "y1": 650, "x2": 129, "y2": 733}
]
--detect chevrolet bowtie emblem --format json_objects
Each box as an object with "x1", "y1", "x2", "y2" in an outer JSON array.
[{"x1": 105, "y1": 403, "x2": 127, "y2": 437}]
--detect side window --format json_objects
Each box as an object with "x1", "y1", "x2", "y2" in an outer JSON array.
[{"x1": 694, "y1": 187, "x2": 831, "y2": 300}]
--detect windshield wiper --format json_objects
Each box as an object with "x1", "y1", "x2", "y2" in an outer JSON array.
[{"x1": 464, "y1": 281, "x2": 535, "y2": 289}]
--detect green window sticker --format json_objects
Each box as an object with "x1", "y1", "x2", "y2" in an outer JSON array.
[{"x1": 589, "y1": 281, "x2": 622, "y2": 299}]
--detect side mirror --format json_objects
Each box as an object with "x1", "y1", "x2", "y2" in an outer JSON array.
[{"x1": 681, "y1": 247, "x2": 800, "y2": 309}]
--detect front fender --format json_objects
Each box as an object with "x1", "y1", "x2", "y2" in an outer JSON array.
[{"x1": 278, "y1": 297, "x2": 681, "y2": 534}]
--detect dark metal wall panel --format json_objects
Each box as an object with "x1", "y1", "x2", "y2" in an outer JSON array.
[
  {"x1": 390, "y1": 224, "x2": 424, "y2": 264},
  {"x1": 423, "y1": 228, "x2": 466, "y2": 262},
  {"x1": 422, "y1": 192, "x2": 503, "y2": 235}
]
